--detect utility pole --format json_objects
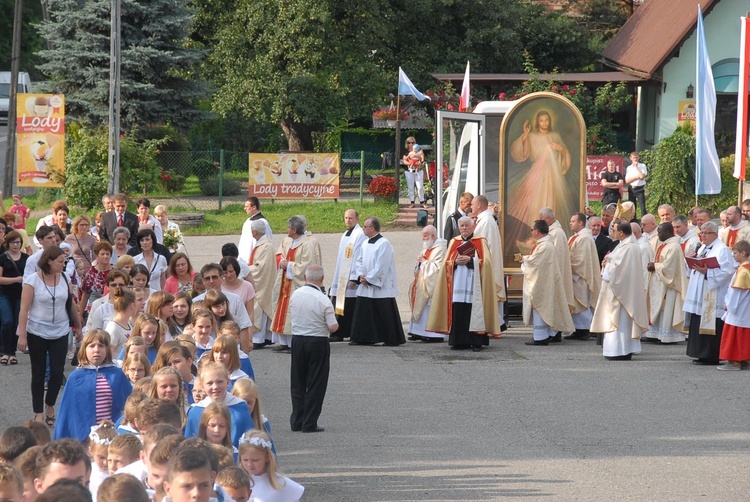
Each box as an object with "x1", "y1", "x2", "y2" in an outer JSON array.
[
  {"x1": 107, "y1": 0, "x2": 121, "y2": 194},
  {"x1": 3, "y1": 0, "x2": 23, "y2": 195}
]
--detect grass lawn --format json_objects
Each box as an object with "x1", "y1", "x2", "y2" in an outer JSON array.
[
  {"x1": 23, "y1": 200, "x2": 399, "y2": 236},
  {"x1": 179, "y1": 201, "x2": 399, "y2": 235}
]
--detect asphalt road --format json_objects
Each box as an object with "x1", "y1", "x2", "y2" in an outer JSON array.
[{"x1": 1, "y1": 228, "x2": 749, "y2": 501}]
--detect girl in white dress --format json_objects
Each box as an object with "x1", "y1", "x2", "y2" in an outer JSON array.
[{"x1": 239, "y1": 430, "x2": 304, "y2": 502}]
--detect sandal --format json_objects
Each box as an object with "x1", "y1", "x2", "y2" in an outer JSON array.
[
  {"x1": 9, "y1": 356, "x2": 17, "y2": 365},
  {"x1": 0, "y1": 356, "x2": 8, "y2": 365},
  {"x1": 45, "y1": 415, "x2": 56, "y2": 427}
]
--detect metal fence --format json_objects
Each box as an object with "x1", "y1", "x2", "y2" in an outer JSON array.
[{"x1": 154, "y1": 150, "x2": 395, "y2": 203}]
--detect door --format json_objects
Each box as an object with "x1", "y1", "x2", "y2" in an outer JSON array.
[{"x1": 435, "y1": 111, "x2": 485, "y2": 239}]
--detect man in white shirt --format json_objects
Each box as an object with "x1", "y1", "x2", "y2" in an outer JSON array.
[
  {"x1": 194, "y1": 263, "x2": 252, "y2": 352},
  {"x1": 625, "y1": 151, "x2": 647, "y2": 217},
  {"x1": 289, "y1": 264, "x2": 338, "y2": 433}
]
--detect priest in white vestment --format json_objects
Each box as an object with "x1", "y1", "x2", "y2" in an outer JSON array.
[
  {"x1": 564, "y1": 212, "x2": 601, "y2": 340},
  {"x1": 521, "y1": 219, "x2": 575, "y2": 345},
  {"x1": 539, "y1": 207, "x2": 575, "y2": 341},
  {"x1": 427, "y1": 217, "x2": 500, "y2": 350},
  {"x1": 248, "y1": 220, "x2": 276, "y2": 348},
  {"x1": 718, "y1": 206, "x2": 750, "y2": 249},
  {"x1": 349, "y1": 217, "x2": 405, "y2": 346},
  {"x1": 471, "y1": 195, "x2": 507, "y2": 332},
  {"x1": 238, "y1": 197, "x2": 273, "y2": 263},
  {"x1": 674, "y1": 215, "x2": 701, "y2": 258},
  {"x1": 632, "y1": 222, "x2": 654, "y2": 289},
  {"x1": 683, "y1": 222, "x2": 734, "y2": 365},
  {"x1": 591, "y1": 221, "x2": 649, "y2": 360},
  {"x1": 328, "y1": 209, "x2": 366, "y2": 342},
  {"x1": 270, "y1": 216, "x2": 321, "y2": 351},
  {"x1": 408, "y1": 226, "x2": 446, "y2": 341},
  {"x1": 645, "y1": 223, "x2": 688, "y2": 343}
]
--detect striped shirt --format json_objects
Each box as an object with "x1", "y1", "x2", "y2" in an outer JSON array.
[{"x1": 95, "y1": 375, "x2": 113, "y2": 422}]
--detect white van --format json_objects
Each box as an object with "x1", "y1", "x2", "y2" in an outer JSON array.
[{"x1": 0, "y1": 72, "x2": 33, "y2": 123}]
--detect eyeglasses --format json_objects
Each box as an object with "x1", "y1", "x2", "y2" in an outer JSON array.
[
  {"x1": 700, "y1": 231, "x2": 717, "y2": 235},
  {"x1": 8, "y1": 240, "x2": 21, "y2": 245},
  {"x1": 406, "y1": 141, "x2": 415, "y2": 144},
  {"x1": 203, "y1": 275, "x2": 221, "y2": 281}
]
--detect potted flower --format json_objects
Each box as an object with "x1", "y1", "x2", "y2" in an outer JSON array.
[
  {"x1": 368, "y1": 175, "x2": 398, "y2": 203},
  {"x1": 372, "y1": 108, "x2": 408, "y2": 127}
]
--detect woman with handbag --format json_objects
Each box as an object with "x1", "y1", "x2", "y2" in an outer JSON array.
[
  {"x1": 64, "y1": 215, "x2": 96, "y2": 276},
  {"x1": 17, "y1": 246, "x2": 82, "y2": 426},
  {"x1": 0, "y1": 230, "x2": 29, "y2": 365}
]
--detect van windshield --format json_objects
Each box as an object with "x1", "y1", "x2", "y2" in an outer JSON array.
[{"x1": 0, "y1": 83, "x2": 27, "y2": 98}]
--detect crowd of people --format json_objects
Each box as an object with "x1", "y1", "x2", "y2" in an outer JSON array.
[
  {"x1": 401, "y1": 189, "x2": 750, "y2": 368},
  {"x1": 0, "y1": 193, "x2": 308, "y2": 501},
  {"x1": 2, "y1": 185, "x2": 750, "y2": 500}
]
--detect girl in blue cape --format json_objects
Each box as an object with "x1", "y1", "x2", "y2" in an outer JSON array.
[
  {"x1": 54, "y1": 329, "x2": 132, "y2": 441},
  {"x1": 184, "y1": 362, "x2": 253, "y2": 447}
]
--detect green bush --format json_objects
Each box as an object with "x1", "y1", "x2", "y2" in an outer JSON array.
[
  {"x1": 48, "y1": 123, "x2": 164, "y2": 208},
  {"x1": 199, "y1": 175, "x2": 243, "y2": 196},
  {"x1": 644, "y1": 125, "x2": 739, "y2": 216},
  {"x1": 193, "y1": 158, "x2": 219, "y2": 182},
  {"x1": 143, "y1": 125, "x2": 192, "y2": 179}
]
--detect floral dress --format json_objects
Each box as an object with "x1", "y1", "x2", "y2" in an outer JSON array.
[{"x1": 81, "y1": 267, "x2": 111, "y2": 311}]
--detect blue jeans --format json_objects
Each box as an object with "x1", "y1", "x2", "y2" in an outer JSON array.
[{"x1": 0, "y1": 295, "x2": 21, "y2": 356}]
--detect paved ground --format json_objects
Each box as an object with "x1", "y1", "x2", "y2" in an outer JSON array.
[{"x1": 2, "y1": 229, "x2": 749, "y2": 501}]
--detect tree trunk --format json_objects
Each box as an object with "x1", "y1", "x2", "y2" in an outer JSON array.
[{"x1": 281, "y1": 117, "x2": 314, "y2": 152}]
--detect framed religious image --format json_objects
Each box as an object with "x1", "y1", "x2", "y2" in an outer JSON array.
[{"x1": 499, "y1": 91, "x2": 586, "y2": 268}]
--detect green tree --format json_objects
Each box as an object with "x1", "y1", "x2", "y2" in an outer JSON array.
[
  {"x1": 36, "y1": 0, "x2": 205, "y2": 128},
  {"x1": 206, "y1": 0, "x2": 390, "y2": 151},
  {"x1": 49, "y1": 123, "x2": 163, "y2": 208}
]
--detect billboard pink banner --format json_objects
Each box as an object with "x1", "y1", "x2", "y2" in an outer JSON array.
[
  {"x1": 248, "y1": 153, "x2": 340, "y2": 198},
  {"x1": 585, "y1": 155, "x2": 625, "y2": 202}
]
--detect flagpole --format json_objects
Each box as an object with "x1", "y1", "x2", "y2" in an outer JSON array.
[{"x1": 394, "y1": 93, "x2": 401, "y2": 202}]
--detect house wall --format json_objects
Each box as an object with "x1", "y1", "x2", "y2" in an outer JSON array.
[{"x1": 655, "y1": 0, "x2": 744, "y2": 142}]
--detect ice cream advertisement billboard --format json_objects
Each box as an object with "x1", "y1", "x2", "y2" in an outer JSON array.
[
  {"x1": 248, "y1": 153, "x2": 340, "y2": 198},
  {"x1": 16, "y1": 93, "x2": 64, "y2": 187}
]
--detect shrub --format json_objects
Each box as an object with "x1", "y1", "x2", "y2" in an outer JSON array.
[
  {"x1": 644, "y1": 124, "x2": 739, "y2": 216},
  {"x1": 199, "y1": 175, "x2": 243, "y2": 196},
  {"x1": 193, "y1": 158, "x2": 220, "y2": 182},
  {"x1": 48, "y1": 123, "x2": 163, "y2": 208},
  {"x1": 143, "y1": 125, "x2": 192, "y2": 179}
]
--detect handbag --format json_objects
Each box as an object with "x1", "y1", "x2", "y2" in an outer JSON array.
[{"x1": 60, "y1": 273, "x2": 77, "y2": 328}]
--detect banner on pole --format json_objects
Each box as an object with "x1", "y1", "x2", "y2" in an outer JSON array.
[
  {"x1": 585, "y1": 155, "x2": 625, "y2": 201},
  {"x1": 16, "y1": 93, "x2": 64, "y2": 187},
  {"x1": 248, "y1": 153, "x2": 340, "y2": 198}
]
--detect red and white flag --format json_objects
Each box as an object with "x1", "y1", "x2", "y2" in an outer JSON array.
[
  {"x1": 459, "y1": 61, "x2": 471, "y2": 112},
  {"x1": 734, "y1": 17, "x2": 750, "y2": 181}
]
